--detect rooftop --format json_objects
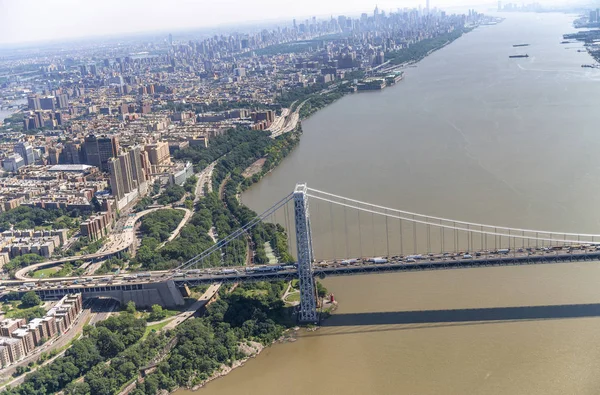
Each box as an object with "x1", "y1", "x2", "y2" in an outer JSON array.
[{"x1": 48, "y1": 164, "x2": 94, "y2": 172}]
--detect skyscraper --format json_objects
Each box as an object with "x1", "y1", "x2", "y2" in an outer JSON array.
[
  {"x1": 108, "y1": 158, "x2": 124, "y2": 200},
  {"x1": 83, "y1": 134, "x2": 118, "y2": 171},
  {"x1": 83, "y1": 135, "x2": 101, "y2": 168},
  {"x1": 128, "y1": 146, "x2": 146, "y2": 189},
  {"x1": 118, "y1": 154, "x2": 134, "y2": 194},
  {"x1": 27, "y1": 96, "x2": 40, "y2": 111},
  {"x1": 98, "y1": 136, "x2": 119, "y2": 172},
  {"x1": 14, "y1": 142, "x2": 35, "y2": 166},
  {"x1": 169, "y1": 33, "x2": 173, "y2": 45}
]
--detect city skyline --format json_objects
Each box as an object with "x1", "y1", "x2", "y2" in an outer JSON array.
[{"x1": 0, "y1": 0, "x2": 570, "y2": 46}]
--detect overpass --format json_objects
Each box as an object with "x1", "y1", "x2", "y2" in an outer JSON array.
[{"x1": 7, "y1": 183, "x2": 600, "y2": 321}]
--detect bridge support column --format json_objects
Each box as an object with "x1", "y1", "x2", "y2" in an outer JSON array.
[{"x1": 294, "y1": 183, "x2": 318, "y2": 323}]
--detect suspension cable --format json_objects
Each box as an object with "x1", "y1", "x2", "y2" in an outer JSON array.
[{"x1": 307, "y1": 187, "x2": 600, "y2": 238}]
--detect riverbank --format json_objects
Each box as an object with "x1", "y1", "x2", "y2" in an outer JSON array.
[
  {"x1": 163, "y1": 24, "x2": 478, "y2": 395},
  {"x1": 188, "y1": 331, "x2": 299, "y2": 391},
  {"x1": 238, "y1": 26, "x2": 479, "y2": 193},
  {"x1": 214, "y1": 13, "x2": 600, "y2": 395}
]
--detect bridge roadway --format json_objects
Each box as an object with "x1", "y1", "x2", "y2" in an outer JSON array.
[
  {"x1": 174, "y1": 248, "x2": 600, "y2": 286},
  {"x1": 5, "y1": 247, "x2": 600, "y2": 301}
]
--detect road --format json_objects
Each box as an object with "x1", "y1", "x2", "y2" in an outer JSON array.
[
  {"x1": 160, "y1": 283, "x2": 221, "y2": 332},
  {"x1": 267, "y1": 107, "x2": 290, "y2": 134},
  {"x1": 14, "y1": 207, "x2": 164, "y2": 280},
  {"x1": 194, "y1": 161, "x2": 217, "y2": 203},
  {"x1": 88, "y1": 298, "x2": 118, "y2": 325},
  {"x1": 14, "y1": 206, "x2": 188, "y2": 280},
  {"x1": 158, "y1": 207, "x2": 193, "y2": 248},
  {"x1": 269, "y1": 104, "x2": 303, "y2": 138}
]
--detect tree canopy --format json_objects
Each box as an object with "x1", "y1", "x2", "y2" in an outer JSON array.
[{"x1": 20, "y1": 291, "x2": 41, "y2": 308}]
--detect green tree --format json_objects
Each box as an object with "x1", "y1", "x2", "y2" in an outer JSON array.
[
  {"x1": 94, "y1": 327, "x2": 125, "y2": 358},
  {"x1": 316, "y1": 281, "x2": 328, "y2": 298},
  {"x1": 21, "y1": 291, "x2": 41, "y2": 307},
  {"x1": 125, "y1": 301, "x2": 136, "y2": 314},
  {"x1": 183, "y1": 175, "x2": 198, "y2": 193},
  {"x1": 149, "y1": 304, "x2": 166, "y2": 321},
  {"x1": 65, "y1": 382, "x2": 90, "y2": 395}
]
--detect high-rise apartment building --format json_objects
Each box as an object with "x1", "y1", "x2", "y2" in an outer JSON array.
[
  {"x1": 108, "y1": 157, "x2": 124, "y2": 200},
  {"x1": 60, "y1": 142, "x2": 83, "y2": 164},
  {"x1": 145, "y1": 141, "x2": 171, "y2": 173},
  {"x1": 39, "y1": 96, "x2": 56, "y2": 111},
  {"x1": 56, "y1": 94, "x2": 69, "y2": 109},
  {"x1": 118, "y1": 153, "x2": 134, "y2": 194},
  {"x1": 83, "y1": 135, "x2": 101, "y2": 168},
  {"x1": 128, "y1": 146, "x2": 147, "y2": 188},
  {"x1": 14, "y1": 142, "x2": 35, "y2": 166},
  {"x1": 98, "y1": 136, "x2": 119, "y2": 172},
  {"x1": 27, "y1": 96, "x2": 41, "y2": 111},
  {"x1": 84, "y1": 134, "x2": 118, "y2": 171}
]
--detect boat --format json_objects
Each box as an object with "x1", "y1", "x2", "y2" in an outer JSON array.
[
  {"x1": 509, "y1": 54, "x2": 529, "y2": 58},
  {"x1": 513, "y1": 43, "x2": 529, "y2": 47},
  {"x1": 561, "y1": 41, "x2": 570, "y2": 44}
]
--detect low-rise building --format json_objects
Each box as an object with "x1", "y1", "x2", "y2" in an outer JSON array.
[{"x1": 169, "y1": 161, "x2": 194, "y2": 186}]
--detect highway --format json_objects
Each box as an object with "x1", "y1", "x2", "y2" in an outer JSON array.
[
  {"x1": 159, "y1": 283, "x2": 221, "y2": 332},
  {"x1": 14, "y1": 206, "x2": 185, "y2": 280},
  {"x1": 171, "y1": 245, "x2": 600, "y2": 284},
  {"x1": 194, "y1": 160, "x2": 217, "y2": 203},
  {"x1": 269, "y1": 103, "x2": 304, "y2": 138},
  {"x1": 5, "y1": 245, "x2": 600, "y2": 296}
]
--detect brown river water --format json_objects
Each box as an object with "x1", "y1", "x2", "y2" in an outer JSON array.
[{"x1": 177, "y1": 12, "x2": 600, "y2": 395}]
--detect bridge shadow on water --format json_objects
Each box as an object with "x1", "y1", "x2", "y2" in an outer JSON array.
[{"x1": 312, "y1": 303, "x2": 600, "y2": 337}]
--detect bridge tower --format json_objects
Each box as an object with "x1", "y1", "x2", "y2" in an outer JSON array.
[{"x1": 294, "y1": 183, "x2": 318, "y2": 323}]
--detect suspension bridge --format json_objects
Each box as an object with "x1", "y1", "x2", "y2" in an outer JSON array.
[
  {"x1": 172, "y1": 183, "x2": 600, "y2": 323},
  {"x1": 8, "y1": 183, "x2": 600, "y2": 322}
]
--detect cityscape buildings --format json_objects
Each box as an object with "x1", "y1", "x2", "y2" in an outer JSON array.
[{"x1": 0, "y1": 294, "x2": 82, "y2": 367}]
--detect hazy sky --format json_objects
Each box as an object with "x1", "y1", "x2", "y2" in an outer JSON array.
[{"x1": 0, "y1": 0, "x2": 572, "y2": 45}]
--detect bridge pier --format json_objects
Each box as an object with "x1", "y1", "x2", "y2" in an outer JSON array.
[{"x1": 294, "y1": 183, "x2": 318, "y2": 323}]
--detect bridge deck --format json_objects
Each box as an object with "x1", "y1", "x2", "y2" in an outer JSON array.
[{"x1": 6, "y1": 251, "x2": 600, "y2": 302}]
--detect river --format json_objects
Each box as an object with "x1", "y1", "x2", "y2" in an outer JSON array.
[{"x1": 177, "y1": 12, "x2": 600, "y2": 395}]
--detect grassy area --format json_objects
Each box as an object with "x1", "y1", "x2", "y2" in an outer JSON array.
[
  {"x1": 31, "y1": 266, "x2": 61, "y2": 278},
  {"x1": 244, "y1": 289, "x2": 268, "y2": 298},
  {"x1": 2, "y1": 301, "x2": 47, "y2": 320},
  {"x1": 137, "y1": 309, "x2": 179, "y2": 322},
  {"x1": 143, "y1": 320, "x2": 172, "y2": 339},
  {"x1": 285, "y1": 292, "x2": 300, "y2": 303}
]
